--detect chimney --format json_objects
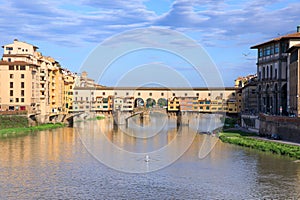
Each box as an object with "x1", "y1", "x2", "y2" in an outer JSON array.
[{"x1": 297, "y1": 25, "x2": 300, "y2": 33}]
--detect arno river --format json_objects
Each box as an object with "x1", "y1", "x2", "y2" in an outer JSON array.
[{"x1": 0, "y1": 114, "x2": 300, "y2": 199}]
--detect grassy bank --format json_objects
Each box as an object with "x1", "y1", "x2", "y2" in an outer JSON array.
[
  {"x1": 0, "y1": 115, "x2": 29, "y2": 129},
  {"x1": 0, "y1": 123, "x2": 65, "y2": 137},
  {"x1": 219, "y1": 130, "x2": 300, "y2": 159}
]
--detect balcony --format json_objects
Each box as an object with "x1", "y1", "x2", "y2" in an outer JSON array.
[
  {"x1": 40, "y1": 72, "x2": 45, "y2": 76},
  {"x1": 40, "y1": 87, "x2": 45, "y2": 91},
  {"x1": 40, "y1": 95, "x2": 45, "y2": 99}
]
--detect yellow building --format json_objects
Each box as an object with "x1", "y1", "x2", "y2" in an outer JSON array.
[
  {"x1": 62, "y1": 70, "x2": 76, "y2": 113},
  {"x1": 168, "y1": 97, "x2": 180, "y2": 111}
]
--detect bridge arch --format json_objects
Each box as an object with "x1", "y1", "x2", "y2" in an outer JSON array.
[
  {"x1": 134, "y1": 98, "x2": 144, "y2": 107},
  {"x1": 157, "y1": 98, "x2": 168, "y2": 108},
  {"x1": 146, "y1": 98, "x2": 156, "y2": 108}
]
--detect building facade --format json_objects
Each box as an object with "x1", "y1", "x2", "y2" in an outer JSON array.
[
  {"x1": 251, "y1": 27, "x2": 300, "y2": 115},
  {"x1": 287, "y1": 44, "x2": 300, "y2": 117},
  {"x1": 241, "y1": 78, "x2": 258, "y2": 114},
  {"x1": 0, "y1": 39, "x2": 75, "y2": 122}
]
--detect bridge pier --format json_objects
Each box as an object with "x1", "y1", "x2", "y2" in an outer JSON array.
[
  {"x1": 177, "y1": 111, "x2": 196, "y2": 127},
  {"x1": 113, "y1": 110, "x2": 132, "y2": 125}
]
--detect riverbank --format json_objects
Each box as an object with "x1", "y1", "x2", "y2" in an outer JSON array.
[
  {"x1": 219, "y1": 130, "x2": 300, "y2": 159},
  {"x1": 0, "y1": 123, "x2": 65, "y2": 137}
]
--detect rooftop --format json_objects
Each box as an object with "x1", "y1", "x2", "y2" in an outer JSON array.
[{"x1": 251, "y1": 32, "x2": 300, "y2": 49}]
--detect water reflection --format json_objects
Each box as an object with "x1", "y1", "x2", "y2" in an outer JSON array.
[
  {"x1": 0, "y1": 118, "x2": 299, "y2": 199},
  {"x1": 76, "y1": 116, "x2": 197, "y2": 173}
]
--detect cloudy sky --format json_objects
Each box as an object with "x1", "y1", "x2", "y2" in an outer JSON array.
[{"x1": 1, "y1": 0, "x2": 300, "y2": 86}]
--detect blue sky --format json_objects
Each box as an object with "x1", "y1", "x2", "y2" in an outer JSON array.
[{"x1": 1, "y1": 0, "x2": 300, "y2": 86}]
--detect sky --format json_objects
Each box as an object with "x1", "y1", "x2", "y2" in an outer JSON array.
[{"x1": 0, "y1": 0, "x2": 300, "y2": 87}]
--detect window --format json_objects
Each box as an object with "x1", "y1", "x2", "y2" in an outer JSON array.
[
  {"x1": 10, "y1": 90, "x2": 13, "y2": 96},
  {"x1": 10, "y1": 82, "x2": 13, "y2": 88},
  {"x1": 75, "y1": 91, "x2": 78, "y2": 95},
  {"x1": 138, "y1": 92, "x2": 141, "y2": 96},
  {"x1": 259, "y1": 48, "x2": 263, "y2": 57},
  {"x1": 10, "y1": 74, "x2": 13, "y2": 78},
  {"x1": 149, "y1": 93, "x2": 152, "y2": 96},
  {"x1": 86, "y1": 97, "x2": 89, "y2": 101},
  {"x1": 275, "y1": 69, "x2": 277, "y2": 79},
  {"x1": 185, "y1": 93, "x2": 187, "y2": 96},
  {"x1": 208, "y1": 93, "x2": 211, "y2": 96},
  {"x1": 21, "y1": 82, "x2": 25, "y2": 88},
  {"x1": 115, "y1": 92, "x2": 117, "y2": 95},
  {"x1": 275, "y1": 43, "x2": 279, "y2": 54},
  {"x1": 20, "y1": 66, "x2": 25, "y2": 70},
  {"x1": 16, "y1": 98, "x2": 19, "y2": 102},
  {"x1": 6, "y1": 47, "x2": 13, "y2": 50},
  {"x1": 9, "y1": 65, "x2": 14, "y2": 70},
  {"x1": 91, "y1": 92, "x2": 94, "y2": 95},
  {"x1": 126, "y1": 92, "x2": 129, "y2": 96},
  {"x1": 161, "y1": 93, "x2": 164, "y2": 96},
  {"x1": 9, "y1": 98, "x2": 13, "y2": 103},
  {"x1": 173, "y1": 93, "x2": 175, "y2": 96},
  {"x1": 196, "y1": 93, "x2": 199, "y2": 97},
  {"x1": 21, "y1": 90, "x2": 24, "y2": 96},
  {"x1": 102, "y1": 92, "x2": 105, "y2": 95},
  {"x1": 21, "y1": 98, "x2": 24, "y2": 102},
  {"x1": 8, "y1": 58, "x2": 11, "y2": 62},
  {"x1": 21, "y1": 74, "x2": 24, "y2": 78}
]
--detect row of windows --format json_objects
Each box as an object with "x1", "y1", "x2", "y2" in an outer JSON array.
[
  {"x1": 259, "y1": 65, "x2": 278, "y2": 80},
  {"x1": 258, "y1": 43, "x2": 279, "y2": 57},
  {"x1": 6, "y1": 47, "x2": 29, "y2": 52},
  {"x1": 10, "y1": 90, "x2": 25, "y2": 97},
  {"x1": 9, "y1": 98, "x2": 25, "y2": 103},
  {"x1": 10, "y1": 82, "x2": 25, "y2": 88},
  {"x1": 9, "y1": 65, "x2": 26, "y2": 70},
  {"x1": 10, "y1": 74, "x2": 25, "y2": 79},
  {"x1": 74, "y1": 92, "x2": 223, "y2": 97}
]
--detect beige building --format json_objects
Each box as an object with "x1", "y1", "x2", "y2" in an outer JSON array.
[
  {"x1": 0, "y1": 39, "x2": 73, "y2": 122},
  {"x1": 0, "y1": 39, "x2": 41, "y2": 113}
]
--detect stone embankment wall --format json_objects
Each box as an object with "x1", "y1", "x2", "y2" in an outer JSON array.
[{"x1": 259, "y1": 114, "x2": 300, "y2": 143}]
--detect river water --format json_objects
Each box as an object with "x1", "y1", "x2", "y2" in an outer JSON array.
[{"x1": 0, "y1": 115, "x2": 300, "y2": 199}]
